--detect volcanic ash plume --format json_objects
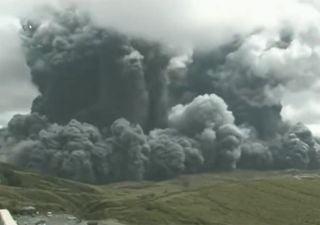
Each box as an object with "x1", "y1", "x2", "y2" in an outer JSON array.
[
  {"x1": 4, "y1": 94, "x2": 244, "y2": 183},
  {"x1": 168, "y1": 94, "x2": 243, "y2": 170},
  {"x1": 273, "y1": 123, "x2": 320, "y2": 170},
  {"x1": 1, "y1": 3, "x2": 320, "y2": 183},
  {"x1": 21, "y1": 8, "x2": 170, "y2": 131}
]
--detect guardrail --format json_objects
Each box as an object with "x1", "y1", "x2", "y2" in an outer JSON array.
[{"x1": 0, "y1": 209, "x2": 17, "y2": 225}]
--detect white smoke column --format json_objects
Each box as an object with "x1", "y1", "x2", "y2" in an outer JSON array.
[
  {"x1": 169, "y1": 94, "x2": 243, "y2": 169},
  {"x1": 169, "y1": 94, "x2": 234, "y2": 135}
]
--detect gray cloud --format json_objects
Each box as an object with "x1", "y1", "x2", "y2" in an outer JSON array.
[
  {"x1": 0, "y1": 0, "x2": 320, "y2": 129},
  {"x1": 1, "y1": 0, "x2": 320, "y2": 183}
]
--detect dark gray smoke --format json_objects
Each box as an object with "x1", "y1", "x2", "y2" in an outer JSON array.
[
  {"x1": 21, "y1": 8, "x2": 170, "y2": 131},
  {"x1": 4, "y1": 94, "x2": 241, "y2": 183},
  {"x1": 0, "y1": 6, "x2": 320, "y2": 184},
  {"x1": 173, "y1": 38, "x2": 285, "y2": 140},
  {"x1": 272, "y1": 123, "x2": 320, "y2": 170}
]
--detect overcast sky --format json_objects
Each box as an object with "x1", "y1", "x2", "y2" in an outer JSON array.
[
  {"x1": 0, "y1": 17, "x2": 37, "y2": 128},
  {"x1": 0, "y1": 0, "x2": 320, "y2": 135}
]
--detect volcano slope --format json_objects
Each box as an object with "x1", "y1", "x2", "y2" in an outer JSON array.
[{"x1": 1, "y1": 162, "x2": 320, "y2": 225}]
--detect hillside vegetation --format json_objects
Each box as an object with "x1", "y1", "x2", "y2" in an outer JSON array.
[{"x1": 1, "y1": 163, "x2": 320, "y2": 225}]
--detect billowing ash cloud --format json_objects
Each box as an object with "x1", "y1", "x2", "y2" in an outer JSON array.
[
  {"x1": 168, "y1": 94, "x2": 242, "y2": 170},
  {"x1": 183, "y1": 39, "x2": 285, "y2": 140},
  {"x1": 272, "y1": 123, "x2": 320, "y2": 169},
  {"x1": 21, "y1": 7, "x2": 170, "y2": 131},
  {"x1": 4, "y1": 94, "x2": 242, "y2": 182},
  {"x1": 1, "y1": 2, "x2": 320, "y2": 183},
  {"x1": 169, "y1": 94, "x2": 235, "y2": 135},
  {"x1": 9, "y1": 118, "x2": 150, "y2": 183}
]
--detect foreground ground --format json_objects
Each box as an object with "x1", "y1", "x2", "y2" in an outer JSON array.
[
  {"x1": 15, "y1": 214, "x2": 124, "y2": 225},
  {"x1": 1, "y1": 163, "x2": 320, "y2": 225}
]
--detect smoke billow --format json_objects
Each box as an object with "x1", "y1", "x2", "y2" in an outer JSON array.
[
  {"x1": 169, "y1": 94, "x2": 235, "y2": 135},
  {"x1": 21, "y1": 8, "x2": 170, "y2": 131},
  {"x1": 1, "y1": 2, "x2": 320, "y2": 183},
  {"x1": 168, "y1": 94, "x2": 243, "y2": 170}
]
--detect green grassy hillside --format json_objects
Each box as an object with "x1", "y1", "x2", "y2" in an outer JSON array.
[
  {"x1": 0, "y1": 163, "x2": 101, "y2": 214},
  {"x1": 1, "y1": 163, "x2": 320, "y2": 225}
]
